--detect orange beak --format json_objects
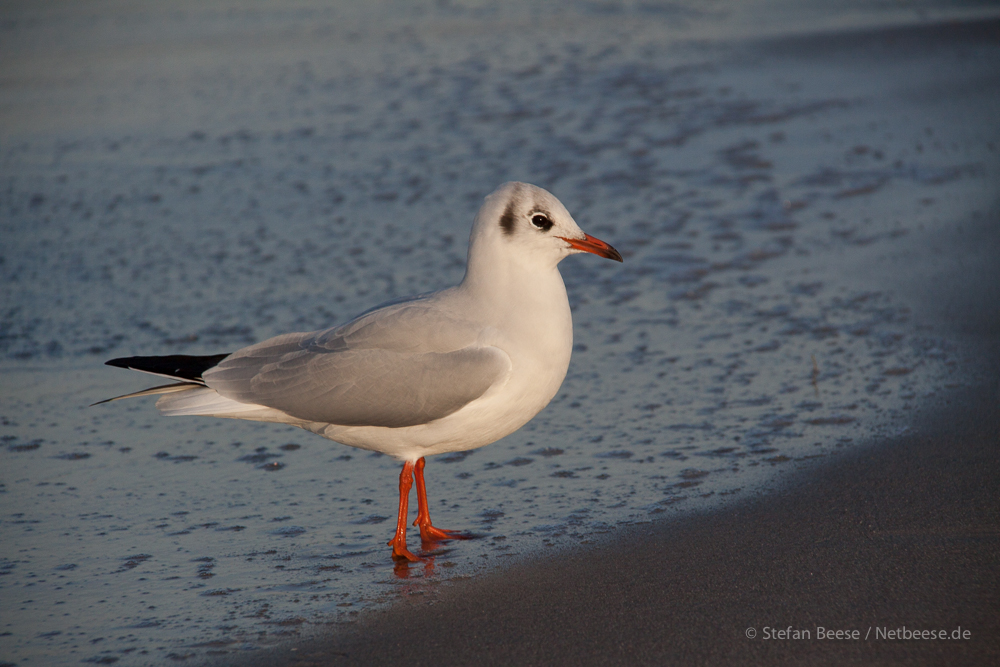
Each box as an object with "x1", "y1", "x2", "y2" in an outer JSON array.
[{"x1": 558, "y1": 233, "x2": 623, "y2": 262}]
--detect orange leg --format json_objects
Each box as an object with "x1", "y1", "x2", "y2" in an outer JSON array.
[
  {"x1": 387, "y1": 461, "x2": 419, "y2": 561},
  {"x1": 412, "y1": 456, "x2": 467, "y2": 542}
]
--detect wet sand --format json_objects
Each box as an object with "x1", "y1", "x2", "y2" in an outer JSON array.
[
  {"x1": 237, "y1": 398, "x2": 1000, "y2": 666},
  {"x1": 225, "y1": 230, "x2": 1000, "y2": 666}
]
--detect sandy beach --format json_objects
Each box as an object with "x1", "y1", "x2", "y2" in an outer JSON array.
[
  {"x1": 234, "y1": 391, "x2": 1000, "y2": 666},
  {"x1": 2, "y1": 2, "x2": 998, "y2": 666}
]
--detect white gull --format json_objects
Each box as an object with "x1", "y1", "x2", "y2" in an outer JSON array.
[{"x1": 99, "y1": 181, "x2": 622, "y2": 561}]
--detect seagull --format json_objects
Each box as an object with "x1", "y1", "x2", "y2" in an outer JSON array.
[{"x1": 98, "y1": 182, "x2": 622, "y2": 561}]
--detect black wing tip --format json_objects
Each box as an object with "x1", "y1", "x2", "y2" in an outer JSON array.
[{"x1": 103, "y1": 353, "x2": 232, "y2": 381}]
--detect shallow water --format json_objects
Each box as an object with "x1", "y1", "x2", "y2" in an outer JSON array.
[{"x1": 2, "y1": 1, "x2": 999, "y2": 665}]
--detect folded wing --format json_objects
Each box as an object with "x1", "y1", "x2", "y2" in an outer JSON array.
[{"x1": 204, "y1": 301, "x2": 510, "y2": 428}]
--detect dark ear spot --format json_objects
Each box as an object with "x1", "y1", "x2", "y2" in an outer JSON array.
[{"x1": 499, "y1": 199, "x2": 517, "y2": 236}]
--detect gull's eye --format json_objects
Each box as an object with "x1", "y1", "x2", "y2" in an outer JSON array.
[{"x1": 531, "y1": 214, "x2": 553, "y2": 231}]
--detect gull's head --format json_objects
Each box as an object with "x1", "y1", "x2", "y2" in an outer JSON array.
[{"x1": 467, "y1": 182, "x2": 623, "y2": 273}]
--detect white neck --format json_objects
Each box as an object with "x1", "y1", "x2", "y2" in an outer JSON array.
[{"x1": 458, "y1": 247, "x2": 573, "y2": 364}]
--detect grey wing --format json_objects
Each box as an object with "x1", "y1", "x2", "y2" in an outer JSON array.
[{"x1": 203, "y1": 332, "x2": 511, "y2": 428}]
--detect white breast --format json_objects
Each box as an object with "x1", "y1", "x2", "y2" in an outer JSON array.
[{"x1": 311, "y1": 266, "x2": 575, "y2": 460}]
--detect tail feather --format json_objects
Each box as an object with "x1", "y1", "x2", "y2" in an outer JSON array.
[
  {"x1": 155, "y1": 385, "x2": 298, "y2": 423},
  {"x1": 97, "y1": 352, "x2": 296, "y2": 424},
  {"x1": 90, "y1": 382, "x2": 200, "y2": 407}
]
